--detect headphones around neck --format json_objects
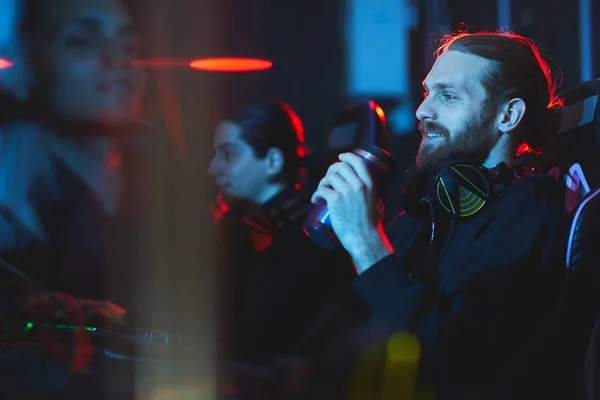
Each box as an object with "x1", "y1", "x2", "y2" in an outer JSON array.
[{"x1": 402, "y1": 159, "x2": 529, "y2": 221}]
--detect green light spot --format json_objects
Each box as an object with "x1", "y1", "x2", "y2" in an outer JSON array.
[{"x1": 22, "y1": 322, "x2": 97, "y2": 332}]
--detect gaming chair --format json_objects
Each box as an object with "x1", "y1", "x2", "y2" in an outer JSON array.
[
  {"x1": 286, "y1": 101, "x2": 392, "y2": 396},
  {"x1": 297, "y1": 98, "x2": 391, "y2": 343},
  {"x1": 542, "y1": 78, "x2": 600, "y2": 399}
]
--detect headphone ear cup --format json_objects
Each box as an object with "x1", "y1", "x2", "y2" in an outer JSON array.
[
  {"x1": 402, "y1": 169, "x2": 432, "y2": 219},
  {"x1": 433, "y1": 163, "x2": 491, "y2": 219}
]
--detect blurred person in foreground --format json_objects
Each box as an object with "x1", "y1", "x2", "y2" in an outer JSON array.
[
  {"x1": 0, "y1": 0, "x2": 148, "y2": 397},
  {"x1": 312, "y1": 31, "x2": 584, "y2": 398},
  {"x1": 0, "y1": 0, "x2": 145, "y2": 311}
]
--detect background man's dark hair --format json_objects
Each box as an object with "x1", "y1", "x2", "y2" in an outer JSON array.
[
  {"x1": 225, "y1": 99, "x2": 307, "y2": 184},
  {"x1": 436, "y1": 31, "x2": 564, "y2": 152}
]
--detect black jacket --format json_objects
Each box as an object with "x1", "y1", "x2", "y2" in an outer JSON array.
[
  {"x1": 215, "y1": 186, "x2": 354, "y2": 364},
  {"x1": 352, "y1": 174, "x2": 575, "y2": 399}
]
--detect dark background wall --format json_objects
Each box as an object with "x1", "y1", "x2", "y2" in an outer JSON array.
[{"x1": 127, "y1": 0, "x2": 599, "y2": 173}]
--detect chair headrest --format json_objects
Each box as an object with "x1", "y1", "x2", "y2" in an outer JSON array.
[
  {"x1": 326, "y1": 99, "x2": 389, "y2": 162},
  {"x1": 558, "y1": 79, "x2": 600, "y2": 134},
  {"x1": 550, "y1": 79, "x2": 600, "y2": 189}
]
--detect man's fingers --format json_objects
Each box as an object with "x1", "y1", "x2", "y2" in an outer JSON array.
[
  {"x1": 311, "y1": 186, "x2": 338, "y2": 205},
  {"x1": 333, "y1": 161, "x2": 367, "y2": 192},
  {"x1": 338, "y1": 153, "x2": 374, "y2": 191},
  {"x1": 312, "y1": 158, "x2": 369, "y2": 203}
]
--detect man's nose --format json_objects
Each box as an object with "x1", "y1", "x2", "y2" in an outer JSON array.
[{"x1": 415, "y1": 97, "x2": 436, "y2": 121}]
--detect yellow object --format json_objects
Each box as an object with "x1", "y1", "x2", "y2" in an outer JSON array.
[
  {"x1": 347, "y1": 331, "x2": 424, "y2": 400},
  {"x1": 381, "y1": 331, "x2": 421, "y2": 400}
]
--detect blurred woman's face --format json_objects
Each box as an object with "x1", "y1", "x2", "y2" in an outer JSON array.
[{"x1": 30, "y1": 0, "x2": 145, "y2": 126}]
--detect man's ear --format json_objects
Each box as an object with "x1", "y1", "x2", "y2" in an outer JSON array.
[
  {"x1": 265, "y1": 147, "x2": 284, "y2": 178},
  {"x1": 496, "y1": 98, "x2": 526, "y2": 134}
]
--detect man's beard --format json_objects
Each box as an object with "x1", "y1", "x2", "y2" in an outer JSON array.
[{"x1": 416, "y1": 106, "x2": 498, "y2": 171}]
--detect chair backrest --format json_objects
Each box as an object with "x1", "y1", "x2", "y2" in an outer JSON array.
[
  {"x1": 326, "y1": 99, "x2": 389, "y2": 164},
  {"x1": 536, "y1": 79, "x2": 600, "y2": 292},
  {"x1": 531, "y1": 79, "x2": 600, "y2": 398}
]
